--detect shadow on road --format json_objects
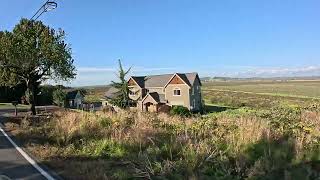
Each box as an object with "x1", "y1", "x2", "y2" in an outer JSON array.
[{"x1": 0, "y1": 161, "x2": 47, "y2": 180}]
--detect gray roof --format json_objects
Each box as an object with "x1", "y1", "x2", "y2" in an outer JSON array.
[
  {"x1": 148, "y1": 92, "x2": 167, "y2": 103},
  {"x1": 104, "y1": 87, "x2": 120, "y2": 99},
  {"x1": 130, "y1": 72, "x2": 199, "y2": 88},
  {"x1": 131, "y1": 76, "x2": 145, "y2": 87},
  {"x1": 66, "y1": 90, "x2": 78, "y2": 100}
]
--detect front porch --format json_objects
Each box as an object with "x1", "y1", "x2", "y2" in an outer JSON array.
[{"x1": 138, "y1": 92, "x2": 171, "y2": 113}]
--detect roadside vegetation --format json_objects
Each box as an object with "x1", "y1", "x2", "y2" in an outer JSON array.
[{"x1": 3, "y1": 102, "x2": 320, "y2": 179}]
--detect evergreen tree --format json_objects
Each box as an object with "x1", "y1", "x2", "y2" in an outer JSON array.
[{"x1": 110, "y1": 59, "x2": 131, "y2": 108}]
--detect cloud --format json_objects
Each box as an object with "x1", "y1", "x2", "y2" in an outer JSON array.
[
  {"x1": 77, "y1": 67, "x2": 115, "y2": 73},
  {"x1": 132, "y1": 67, "x2": 176, "y2": 72},
  {"x1": 77, "y1": 66, "x2": 176, "y2": 73},
  {"x1": 235, "y1": 66, "x2": 320, "y2": 77}
]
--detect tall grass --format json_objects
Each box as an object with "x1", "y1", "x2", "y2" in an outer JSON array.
[{"x1": 15, "y1": 104, "x2": 320, "y2": 179}]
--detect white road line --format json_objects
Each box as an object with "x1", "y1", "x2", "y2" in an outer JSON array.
[{"x1": 0, "y1": 123, "x2": 55, "y2": 180}]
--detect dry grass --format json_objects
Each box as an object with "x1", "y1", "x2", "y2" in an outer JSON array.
[{"x1": 4, "y1": 104, "x2": 320, "y2": 179}]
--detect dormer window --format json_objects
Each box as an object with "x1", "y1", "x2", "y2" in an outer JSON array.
[{"x1": 173, "y1": 88, "x2": 181, "y2": 96}]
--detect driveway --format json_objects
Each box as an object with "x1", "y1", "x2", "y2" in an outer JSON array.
[{"x1": 0, "y1": 107, "x2": 59, "y2": 180}]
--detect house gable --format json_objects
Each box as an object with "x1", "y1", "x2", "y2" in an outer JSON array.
[
  {"x1": 128, "y1": 78, "x2": 138, "y2": 86},
  {"x1": 169, "y1": 75, "x2": 185, "y2": 85},
  {"x1": 75, "y1": 91, "x2": 84, "y2": 100},
  {"x1": 164, "y1": 73, "x2": 190, "y2": 88},
  {"x1": 141, "y1": 93, "x2": 158, "y2": 104}
]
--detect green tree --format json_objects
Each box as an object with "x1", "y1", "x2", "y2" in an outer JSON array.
[
  {"x1": 53, "y1": 88, "x2": 66, "y2": 107},
  {"x1": 0, "y1": 31, "x2": 20, "y2": 86},
  {"x1": 0, "y1": 19, "x2": 76, "y2": 114},
  {"x1": 110, "y1": 59, "x2": 131, "y2": 108}
]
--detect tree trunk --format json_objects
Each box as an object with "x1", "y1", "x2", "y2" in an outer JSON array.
[
  {"x1": 27, "y1": 80, "x2": 37, "y2": 115},
  {"x1": 30, "y1": 99, "x2": 36, "y2": 115}
]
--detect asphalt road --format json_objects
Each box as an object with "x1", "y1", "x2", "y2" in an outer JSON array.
[{"x1": 0, "y1": 107, "x2": 59, "y2": 180}]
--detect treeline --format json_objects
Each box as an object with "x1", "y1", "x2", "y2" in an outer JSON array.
[
  {"x1": 0, "y1": 84, "x2": 26, "y2": 102},
  {"x1": 0, "y1": 84, "x2": 71, "y2": 105}
]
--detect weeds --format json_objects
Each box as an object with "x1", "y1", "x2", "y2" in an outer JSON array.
[{"x1": 9, "y1": 104, "x2": 320, "y2": 179}]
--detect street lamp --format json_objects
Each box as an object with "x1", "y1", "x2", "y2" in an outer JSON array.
[
  {"x1": 31, "y1": 0, "x2": 58, "y2": 20},
  {"x1": 29, "y1": 0, "x2": 58, "y2": 48},
  {"x1": 27, "y1": 0, "x2": 57, "y2": 115}
]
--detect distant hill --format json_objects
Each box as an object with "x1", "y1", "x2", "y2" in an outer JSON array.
[{"x1": 75, "y1": 85, "x2": 111, "y2": 89}]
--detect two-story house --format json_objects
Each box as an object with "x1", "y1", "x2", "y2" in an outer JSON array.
[{"x1": 127, "y1": 72, "x2": 202, "y2": 112}]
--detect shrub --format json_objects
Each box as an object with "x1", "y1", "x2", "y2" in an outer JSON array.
[
  {"x1": 102, "y1": 105, "x2": 115, "y2": 113},
  {"x1": 170, "y1": 106, "x2": 191, "y2": 117},
  {"x1": 53, "y1": 88, "x2": 66, "y2": 107},
  {"x1": 261, "y1": 104, "x2": 302, "y2": 135},
  {"x1": 99, "y1": 117, "x2": 112, "y2": 128}
]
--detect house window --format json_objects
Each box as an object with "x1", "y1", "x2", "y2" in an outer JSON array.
[
  {"x1": 129, "y1": 90, "x2": 135, "y2": 95},
  {"x1": 173, "y1": 89, "x2": 181, "y2": 96}
]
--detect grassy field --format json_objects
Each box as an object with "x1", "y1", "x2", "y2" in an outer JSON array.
[
  {"x1": 202, "y1": 80, "x2": 320, "y2": 110},
  {"x1": 203, "y1": 80, "x2": 320, "y2": 98},
  {"x1": 83, "y1": 85, "x2": 110, "y2": 102}
]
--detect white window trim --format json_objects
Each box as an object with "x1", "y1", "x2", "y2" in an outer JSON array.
[{"x1": 173, "y1": 88, "x2": 181, "y2": 96}]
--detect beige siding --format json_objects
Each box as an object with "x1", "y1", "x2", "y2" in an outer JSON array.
[
  {"x1": 165, "y1": 84, "x2": 190, "y2": 109},
  {"x1": 141, "y1": 95, "x2": 158, "y2": 112},
  {"x1": 129, "y1": 85, "x2": 142, "y2": 100},
  {"x1": 146, "y1": 87, "x2": 165, "y2": 95}
]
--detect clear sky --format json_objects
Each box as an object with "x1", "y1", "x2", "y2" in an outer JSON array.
[{"x1": 1, "y1": 0, "x2": 320, "y2": 86}]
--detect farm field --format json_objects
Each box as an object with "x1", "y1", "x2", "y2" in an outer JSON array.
[
  {"x1": 202, "y1": 80, "x2": 320, "y2": 98},
  {"x1": 202, "y1": 80, "x2": 320, "y2": 111}
]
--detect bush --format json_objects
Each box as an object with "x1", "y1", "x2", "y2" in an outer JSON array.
[
  {"x1": 170, "y1": 106, "x2": 191, "y2": 117},
  {"x1": 261, "y1": 104, "x2": 302, "y2": 135},
  {"x1": 53, "y1": 88, "x2": 66, "y2": 107},
  {"x1": 102, "y1": 105, "x2": 115, "y2": 113}
]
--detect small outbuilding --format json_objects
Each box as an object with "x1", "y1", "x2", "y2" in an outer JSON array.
[{"x1": 66, "y1": 90, "x2": 84, "y2": 109}]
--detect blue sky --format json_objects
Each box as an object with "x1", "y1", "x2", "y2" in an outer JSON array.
[{"x1": 1, "y1": 0, "x2": 320, "y2": 86}]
